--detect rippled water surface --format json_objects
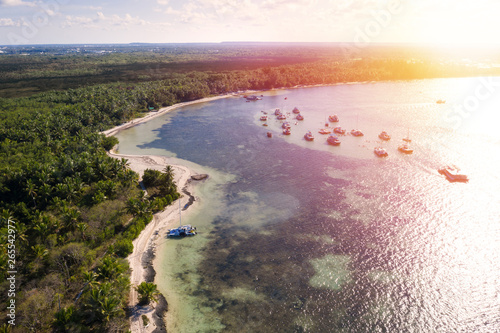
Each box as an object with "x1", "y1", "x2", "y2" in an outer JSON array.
[{"x1": 116, "y1": 78, "x2": 500, "y2": 332}]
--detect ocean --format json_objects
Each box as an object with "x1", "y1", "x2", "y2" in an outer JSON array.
[{"x1": 115, "y1": 77, "x2": 500, "y2": 332}]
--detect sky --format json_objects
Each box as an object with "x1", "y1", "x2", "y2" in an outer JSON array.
[{"x1": 0, "y1": 0, "x2": 499, "y2": 45}]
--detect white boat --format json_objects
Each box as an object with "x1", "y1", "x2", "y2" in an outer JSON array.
[
  {"x1": 282, "y1": 122, "x2": 291, "y2": 129},
  {"x1": 327, "y1": 135, "x2": 341, "y2": 146},
  {"x1": 283, "y1": 128, "x2": 291, "y2": 135},
  {"x1": 378, "y1": 131, "x2": 391, "y2": 141},
  {"x1": 374, "y1": 147, "x2": 388, "y2": 157},
  {"x1": 328, "y1": 114, "x2": 339, "y2": 122},
  {"x1": 304, "y1": 131, "x2": 314, "y2": 141},
  {"x1": 296, "y1": 114, "x2": 304, "y2": 121},
  {"x1": 292, "y1": 107, "x2": 300, "y2": 114},
  {"x1": 168, "y1": 200, "x2": 197, "y2": 237},
  {"x1": 351, "y1": 129, "x2": 364, "y2": 136},
  {"x1": 260, "y1": 115, "x2": 267, "y2": 121},
  {"x1": 398, "y1": 143, "x2": 413, "y2": 154},
  {"x1": 318, "y1": 128, "x2": 332, "y2": 135},
  {"x1": 333, "y1": 127, "x2": 346, "y2": 135},
  {"x1": 438, "y1": 165, "x2": 468, "y2": 182}
]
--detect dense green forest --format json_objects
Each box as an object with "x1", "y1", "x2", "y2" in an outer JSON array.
[{"x1": 0, "y1": 43, "x2": 499, "y2": 332}]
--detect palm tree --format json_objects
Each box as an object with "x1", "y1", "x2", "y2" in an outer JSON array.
[
  {"x1": 31, "y1": 244, "x2": 49, "y2": 260},
  {"x1": 135, "y1": 282, "x2": 160, "y2": 305},
  {"x1": 63, "y1": 208, "x2": 80, "y2": 231},
  {"x1": 76, "y1": 222, "x2": 87, "y2": 240},
  {"x1": 26, "y1": 179, "x2": 38, "y2": 207}
]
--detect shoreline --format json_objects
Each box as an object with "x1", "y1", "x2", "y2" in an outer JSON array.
[{"x1": 107, "y1": 151, "x2": 205, "y2": 333}]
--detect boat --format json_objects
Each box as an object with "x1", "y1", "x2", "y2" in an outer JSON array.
[
  {"x1": 292, "y1": 107, "x2": 300, "y2": 114},
  {"x1": 351, "y1": 115, "x2": 363, "y2": 136},
  {"x1": 262, "y1": 123, "x2": 268, "y2": 127},
  {"x1": 304, "y1": 131, "x2": 314, "y2": 141},
  {"x1": 351, "y1": 129, "x2": 364, "y2": 136},
  {"x1": 318, "y1": 128, "x2": 332, "y2": 134},
  {"x1": 436, "y1": 99, "x2": 446, "y2": 104},
  {"x1": 283, "y1": 128, "x2": 291, "y2": 135},
  {"x1": 168, "y1": 200, "x2": 197, "y2": 237},
  {"x1": 282, "y1": 122, "x2": 291, "y2": 129},
  {"x1": 327, "y1": 135, "x2": 341, "y2": 146},
  {"x1": 378, "y1": 131, "x2": 391, "y2": 141},
  {"x1": 296, "y1": 114, "x2": 304, "y2": 121},
  {"x1": 277, "y1": 114, "x2": 287, "y2": 120},
  {"x1": 398, "y1": 143, "x2": 413, "y2": 154},
  {"x1": 274, "y1": 109, "x2": 282, "y2": 115},
  {"x1": 438, "y1": 165, "x2": 469, "y2": 182},
  {"x1": 328, "y1": 114, "x2": 339, "y2": 122},
  {"x1": 403, "y1": 127, "x2": 411, "y2": 142},
  {"x1": 267, "y1": 132, "x2": 273, "y2": 138},
  {"x1": 374, "y1": 147, "x2": 388, "y2": 157},
  {"x1": 245, "y1": 95, "x2": 262, "y2": 101},
  {"x1": 333, "y1": 127, "x2": 346, "y2": 135},
  {"x1": 260, "y1": 115, "x2": 267, "y2": 121}
]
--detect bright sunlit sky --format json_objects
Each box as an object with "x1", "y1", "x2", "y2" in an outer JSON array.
[{"x1": 0, "y1": 0, "x2": 499, "y2": 45}]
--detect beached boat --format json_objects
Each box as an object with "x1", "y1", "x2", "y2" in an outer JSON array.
[
  {"x1": 378, "y1": 131, "x2": 391, "y2": 141},
  {"x1": 318, "y1": 128, "x2": 332, "y2": 134},
  {"x1": 327, "y1": 135, "x2": 341, "y2": 146},
  {"x1": 328, "y1": 114, "x2": 339, "y2": 122},
  {"x1": 296, "y1": 114, "x2": 304, "y2": 120},
  {"x1": 333, "y1": 127, "x2": 346, "y2": 135},
  {"x1": 260, "y1": 115, "x2": 267, "y2": 121},
  {"x1": 438, "y1": 165, "x2": 468, "y2": 182},
  {"x1": 283, "y1": 128, "x2": 291, "y2": 135},
  {"x1": 168, "y1": 200, "x2": 197, "y2": 237},
  {"x1": 292, "y1": 107, "x2": 300, "y2": 114},
  {"x1": 374, "y1": 147, "x2": 388, "y2": 157},
  {"x1": 304, "y1": 131, "x2": 314, "y2": 141},
  {"x1": 398, "y1": 143, "x2": 413, "y2": 154},
  {"x1": 351, "y1": 129, "x2": 364, "y2": 136}
]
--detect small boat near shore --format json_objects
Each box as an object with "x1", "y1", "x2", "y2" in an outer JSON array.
[
  {"x1": 398, "y1": 143, "x2": 413, "y2": 154},
  {"x1": 438, "y1": 165, "x2": 468, "y2": 182},
  {"x1": 267, "y1": 132, "x2": 273, "y2": 138},
  {"x1": 374, "y1": 147, "x2": 388, "y2": 157},
  {"x1": 260, "y1": 115, "x2": 267, "y2": 121},
  {"x1": 379, "y1": 131, "x2": 391, "y2": 141},
  {"x1": 304, "y1": 131, "x2": 314, "y2": 141},
  {"x1": 327, "y1": 135, "x2": 341, "y2": 146},
  {"x1": 318, "y1": 128, "x2": 332, "y2": 135},
  {"x1": 328, "y1": 114, "x2": 339, "y2": 122},
  {"x1": 296, "y1": 114, "x2": 304, "y2": 120},
  {"x1": 351, "y1": 129, "x2": 364, "y2": 136},
  {"x1": 283, "y1": 128, "x2": 291, "y2": 135},
  {"x1": 292, "y1": 107, "x2": 300, "y2": 114},
  {"x1": 168, "y1": 200, "x2": 197, "y2": 237},
  {"x1": 333, "y1": 127, "x2": 346, "y2": 135}
]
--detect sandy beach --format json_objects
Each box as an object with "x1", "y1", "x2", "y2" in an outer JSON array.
[{"x1": 104, "y1": 96, "x2": 225, "y2": 332}]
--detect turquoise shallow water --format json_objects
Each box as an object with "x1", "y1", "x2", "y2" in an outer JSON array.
[{"x1": 116, "y1": 78, "x2": 500, "y2": 332}]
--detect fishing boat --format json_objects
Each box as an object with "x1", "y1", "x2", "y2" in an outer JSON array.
[
  {"x1": 333, "y1": 127, "x2": 346, "y2": 135},
  {"x1": 328, "y1": 114, "x2": 339, "y2": 122},
  {"x1": 282, "y1": 122, "x2": 291, "y2": 130},
  {"x1": 274, "y1": 109, "x2": 282, "y2": 115},
  {"x1": 398, "y1": 143, "x2": 413, "y2": 154},
  {"x1": 283, "y1": 128, "x2": 291, "y2": 135},
  {"x1": 277, "y1": 114, "x2": 287, "y2": 120},
  {"x1": 327, "y1": 135, "x2": 341, "y2": 146},
  {"x1": 378, "y1": 131, "x2": 391, "y2": 140},
  {"x1": 292, "y1": 107, "x2": 300, "y2": 114},
  {"x1": 374, "y1": 147, "x2": 388, "y2": 157},
  {"x1": 296, "y1": 114, "x2": 304, "y2": 121},
  {"x1": 318, "y1": 128, "x2": 332, "y2": 134},
  {"x1": 267, "y1": 132, "x2": 273, "y2": 138},
  {"x1": 168, "y1": 200, "x2": 197, "y2": 237},
  {"x1": 262, "y1": 123, "x2": 268, "y2": 127},
  {"x1": 438, "y1": 165, "x2": 468, "y2": 182},
  {"x1": 260, "y1": 115, "x2": 267, "y2": 121},
  {"x1": 304, "y1": 131, "x2": 314, "y2": 141}
]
